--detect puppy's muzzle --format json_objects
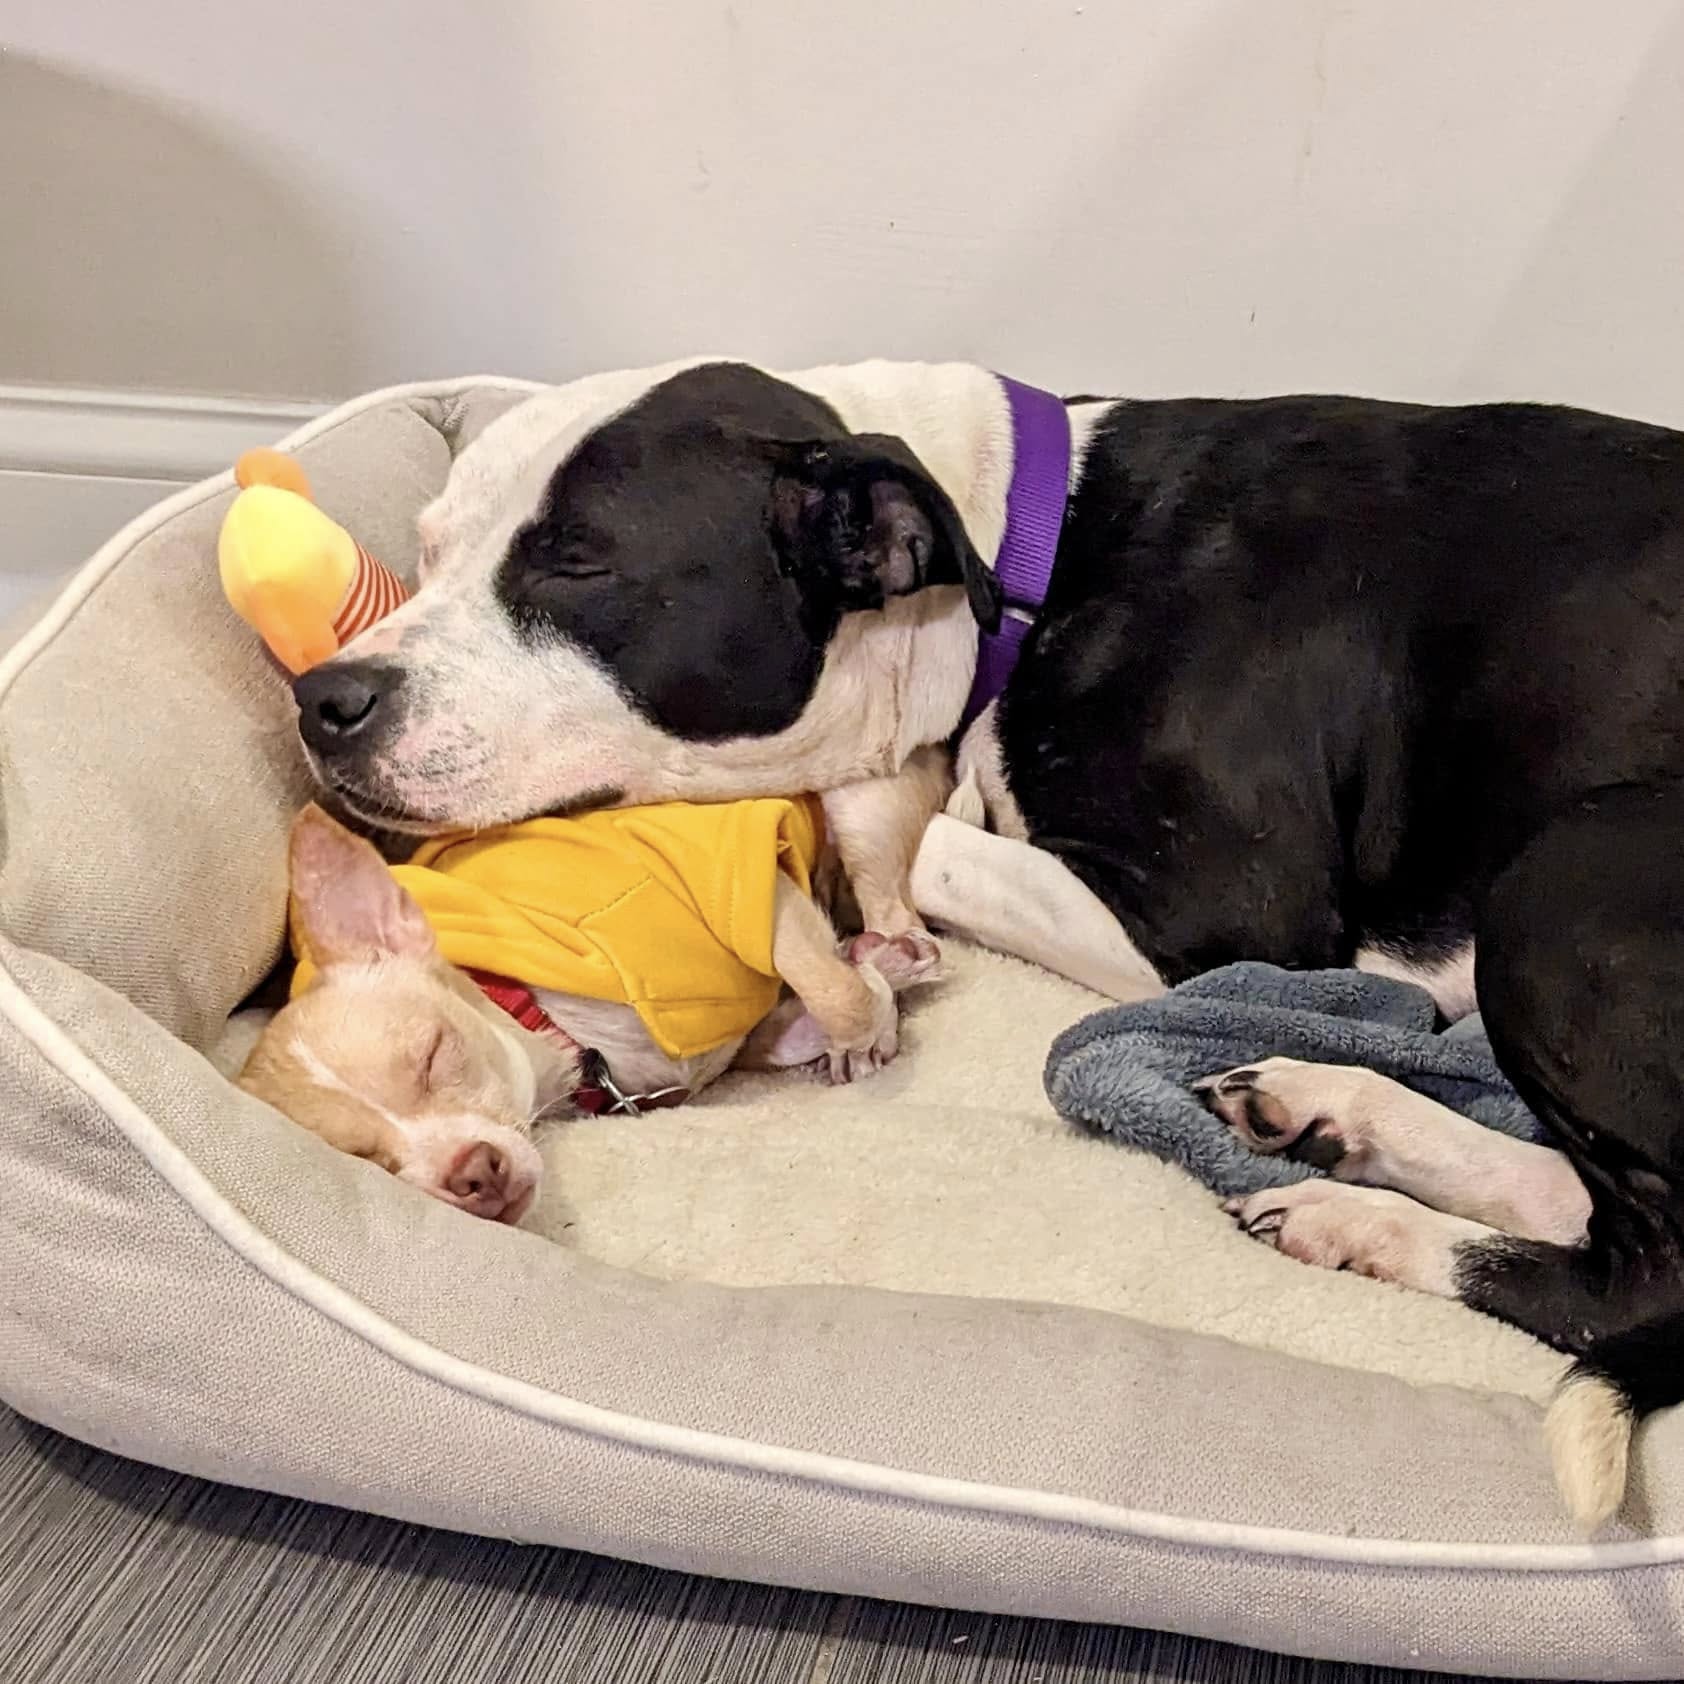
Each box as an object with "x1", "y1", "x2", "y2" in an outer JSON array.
[
  {"x1": 439, "y1": 1139, "x2": 535, "y2": 1225},
  {"x1": 294, "y1": 659, "x2": 404, "y2": 760}
]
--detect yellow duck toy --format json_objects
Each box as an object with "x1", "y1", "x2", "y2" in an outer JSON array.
[{"x1": 218, "y1": 447, "x2": 408, "y2": 673}]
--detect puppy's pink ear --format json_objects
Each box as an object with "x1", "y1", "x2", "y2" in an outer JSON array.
[{"x1": 287, "y1": 803, "x2": 435, "y2": 968}]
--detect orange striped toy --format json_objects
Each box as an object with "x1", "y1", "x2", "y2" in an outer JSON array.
[{"x1": 218, "y1": 447, "x2": 409, "y2": 674}]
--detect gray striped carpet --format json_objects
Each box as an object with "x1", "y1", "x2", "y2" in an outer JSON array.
[{"x1": 0, "y1": 1407, "x2": 1540, "y2": 1683}]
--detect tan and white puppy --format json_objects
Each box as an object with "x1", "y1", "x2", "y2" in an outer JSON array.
[{"x1": 239, "y1": 804, "x2": 938, "y2": 1223}]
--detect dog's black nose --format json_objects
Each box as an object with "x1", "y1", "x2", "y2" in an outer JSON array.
[{"x1": 294, "y1": 661, "x2": 398, "y2": 756}]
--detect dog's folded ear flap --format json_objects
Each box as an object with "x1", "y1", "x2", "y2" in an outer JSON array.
[
  {"x1": 288, "y1": 803, "x2": 437, "y2": 971},
  {"x1": 769, "y1": 433, "x2": 1003, "y2": 631}
]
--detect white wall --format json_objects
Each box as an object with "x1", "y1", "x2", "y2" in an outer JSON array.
[{"x1": 5, "y1": 0, "x2": 1684, "y2": 422}]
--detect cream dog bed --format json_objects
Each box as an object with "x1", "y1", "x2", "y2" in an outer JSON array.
[{"x1": 4, "y1": 377, "x2": 1684, "y2": 1680}]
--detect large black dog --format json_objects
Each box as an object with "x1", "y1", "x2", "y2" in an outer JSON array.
[{"x1": 292, "y1": 358, "x2": 1684, "y2": 1524}]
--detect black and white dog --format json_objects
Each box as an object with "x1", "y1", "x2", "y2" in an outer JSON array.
[{"x1": 293, "y1": 357, "x2": 1684, "y2": 1526}]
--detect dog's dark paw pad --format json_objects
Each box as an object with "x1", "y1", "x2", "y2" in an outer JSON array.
[
  {"x1": 1197, "y1": 1068, "x2": 1295, "y2": 1148},
  {"x1": 1285, "y1": 1117, "x2": 1347, "y2": 1171}
]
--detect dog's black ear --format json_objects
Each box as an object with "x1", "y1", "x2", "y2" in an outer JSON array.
[{"x1": 768, "y1": 433, "x2": 1003, "y2": 631}]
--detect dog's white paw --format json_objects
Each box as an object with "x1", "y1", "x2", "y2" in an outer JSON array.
[
  {"x1": 845, "y1": 928, "x2": 941, "y2": 990},
  {"x1": 825, "y1": 963, "x2": 899, "y2": 1084},
  {"x1": 1194, "y1": 1056, "x2": 1372, "y2": 1172},
  {"x1": 1223, "y1": 1180, "x2": 1465, "y2": 1294}
]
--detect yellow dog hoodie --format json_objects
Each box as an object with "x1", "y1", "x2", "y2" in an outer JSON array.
[{"x1": 291, "y1": 796, "x2": 826, "y2": 1060}]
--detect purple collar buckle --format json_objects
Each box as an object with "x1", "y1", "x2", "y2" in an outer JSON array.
[{"x1": 960, "y1": 375, "x2": 1071, "y2": 732}]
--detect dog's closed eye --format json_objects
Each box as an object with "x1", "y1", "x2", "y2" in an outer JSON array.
[
  {"x1": 517, "y1": 526, "x2": 612, "y2": 581},
  {"x1": 419, "y1": 1024, "x2": 466, "y2": 1093},
  {"x1": 539, "y1": 553, "x2": 612, "y2": 581}
]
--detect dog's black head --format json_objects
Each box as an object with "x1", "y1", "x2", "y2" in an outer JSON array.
[
  {"x1": 293, "y1": 362, "x2": 1001, "y2": 829},
  {"x1": 496, "y1": 363, "x2": 1000, "y2": 740}
]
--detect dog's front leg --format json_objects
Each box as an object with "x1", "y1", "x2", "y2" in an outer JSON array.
[
  {"x1": 1196, "y1": 1058, "x2": 1591, "y2": 1244},
  {"x1": 820, "y1": 745, "x2": 952, "y2": 941},
  {"x1": 760, "y1": 879, "x2": 938, "y2": 1082}
]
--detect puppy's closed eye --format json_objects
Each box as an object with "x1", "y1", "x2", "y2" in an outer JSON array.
[{"x1": 418, "y1": 1024, "x2": 466, "y2": 1093}]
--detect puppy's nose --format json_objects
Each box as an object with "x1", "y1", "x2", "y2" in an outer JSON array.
[
  {"x1": 442, "y1": 1140, "x2": 522, "y2": 1222},
  {"x1": 293, "y1": 660, "x2": 399, "y2": 756}
]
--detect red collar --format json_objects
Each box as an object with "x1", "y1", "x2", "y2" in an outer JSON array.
[{"x1": 465, "y1": 969, "x2": 690, "y2": 1116}]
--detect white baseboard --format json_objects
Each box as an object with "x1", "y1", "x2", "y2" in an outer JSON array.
[
  {"x1": 0, "y1": 384, "x2": 325, "y2": 597},
  {"x1": 0, "y1": 383, "x2": 323, "y2": 482}
]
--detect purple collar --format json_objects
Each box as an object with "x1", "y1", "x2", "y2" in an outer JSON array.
[{"x1": 960, "y1": 375, "x2": 1071, "y2": 731}]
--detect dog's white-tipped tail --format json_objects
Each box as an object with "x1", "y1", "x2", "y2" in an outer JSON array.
[{"x1": 1546, "y1": 1369, "x2": 1634, "y2": 1531}]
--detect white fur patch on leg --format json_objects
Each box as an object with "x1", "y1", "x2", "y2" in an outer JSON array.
[
  {"x1": 946, "y1": 764, "x2": 988, "y2": 828},
  {"x1": 911, "y1": 816, "x2": 1162, "y2": 1001},
  {"x1": 1545, "y1": 1371, "x2": 1633, "y2": 1531}
]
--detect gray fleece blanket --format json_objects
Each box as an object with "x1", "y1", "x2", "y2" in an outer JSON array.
[{"x1": 1043, "y1": 963, "x2": 1544, "y2": 1197}]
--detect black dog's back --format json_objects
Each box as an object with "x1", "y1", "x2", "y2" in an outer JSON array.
[
  {"x1": 999, "y1": 392, "x2": 1684, "y2": 1521},
  {"x1": 1000, "y1": 394, "x2": 1684, "y2": 979}
]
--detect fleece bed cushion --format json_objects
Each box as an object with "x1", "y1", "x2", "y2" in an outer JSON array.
[{"x1": 2, "y1": 379, "x2": 1684, "y2": 1681}]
